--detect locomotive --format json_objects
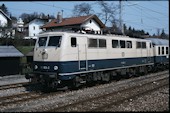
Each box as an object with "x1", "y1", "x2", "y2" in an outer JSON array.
[{"x1": 25, "y1": 31, "x2": 169, "y2": 89}]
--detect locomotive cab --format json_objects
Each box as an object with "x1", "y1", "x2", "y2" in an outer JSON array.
[{"x1": 26, "y1": 32, "x2": 64, "y2": 88}]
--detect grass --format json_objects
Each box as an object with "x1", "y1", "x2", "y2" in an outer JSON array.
[
  {"x1": 16, "y1": 46, "x2": 34, "y2": 64},
  {"x1": 16, "y1": 46, "x2": 34, "y2": 55}
]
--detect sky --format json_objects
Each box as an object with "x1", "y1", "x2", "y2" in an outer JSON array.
[{"x1": 0, "y1": 1, "x2": 169, "y2": 36}]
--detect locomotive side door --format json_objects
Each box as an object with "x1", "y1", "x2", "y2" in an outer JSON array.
[{"x1": 77, "y1": 36, "x2": 88, "y2": 71}]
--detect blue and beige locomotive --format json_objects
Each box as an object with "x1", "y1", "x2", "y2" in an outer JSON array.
[{"x1": 26, "y1": 31, "x2": 169, "y2": 88}]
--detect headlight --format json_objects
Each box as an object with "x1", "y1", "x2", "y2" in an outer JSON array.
[
  {"x1": 54, "y1": 66, "x2": 58, "y2": 70},
  {"x1": 42, "y1": 52, "x2": 48, "y2": 59},
  {"x1": 34, "y1": 65, "x2": 38, "y2": 69}
]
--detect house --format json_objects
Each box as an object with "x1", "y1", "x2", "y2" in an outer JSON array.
[
  {"x1": 42, "y1": 13, "x2": 105, "y2": 34},
  {"x1": 0, "y1": 46, "x2": 24, "y2": 76},
  {"x1": 17, "y1": 17, "x2": 24, "y2": 32},
  {"x1": 0, "y1": 9, "x2": 11, "y2": 27},
  {"x1": 24, "y1": 18, "x2": 49, "y2": 39},
  {"x1": 0, "y1": 9, "x2": 12, "y2": 38}
]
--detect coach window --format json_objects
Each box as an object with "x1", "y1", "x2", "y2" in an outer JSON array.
[
  {"x1": 162, "y1": 47, "x2": 164, "y2": 55},
  {"x1": 136, "y1": 41, "x2": 141, "y2": 48},
  {"x1": 166, "y1": 47, "x2": 168, "y2": 55},
  {"x1": 158, "y1": 47, "x2": 161, "y2": 55},
  {"x1": 120, "y1": 40, "x2": 125, "y2": 48},
  {"x1": 71, "y1": 37, "x2": 77, "y2": 47},
  {"x1": 99, "y1": 39, "x2": 106, "y2": 48},
  {"x1": 142, "y1": 42, "x2": 146, "y2": 49},
  {"x1": 126, "y1": 41, "x2": 132, "y2": 48},
  {"x1": 88, "y1": 38, "x2": 98, "y2": 48},
  {"x1": 112, "y1": 40, "x2": 119, "y2": 48}
]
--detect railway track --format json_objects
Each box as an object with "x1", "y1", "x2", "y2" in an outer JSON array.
[
  {"x1": 0, "y1": 82, "x2": 30, "y2": 90},
  {"x1": 0, "y1": 70, "x2": 168, "y2": 112},
  {"x1": 0, "y1": 89, "x2": 67, "y2": 112},
  {"x1": 47, "y1": 71, "x2": 169, "y2": 112},
  {"x1": 0, "y1": 92, "x2": 42, "y2": 107}
]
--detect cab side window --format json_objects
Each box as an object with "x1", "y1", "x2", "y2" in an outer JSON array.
[{"x1": 71, "y1": 37, "x2": 77, "y2": 47}]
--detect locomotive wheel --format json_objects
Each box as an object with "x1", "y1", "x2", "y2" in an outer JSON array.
[
  {"x1": 126, "y1": 72, "x2": 133, "y2": 78},
  {"x1": 101, "y1": 72, "x2": 110, "y2": 82},
  {"x1": 71, "y1": 76, "x2": 81, "y2": 89},
  {"x1": 144, "y1": 67, "x2": 148, "y2": 75}
]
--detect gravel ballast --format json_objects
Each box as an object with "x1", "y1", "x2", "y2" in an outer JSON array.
[
  {"x1": 0, "y1": 71, "x2": 169, "y2": 112},
  {"x1": 0, "y1": 75, "x2": 29, "y2": 86}
]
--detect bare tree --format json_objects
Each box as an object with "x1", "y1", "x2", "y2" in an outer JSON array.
[
  {"x1": 97, "y1": 1, "x2": 118, "y2": 26},
  {"x1": 72, "y1": 3, "x2": 94, "y2": 16},
  {"x1": 20, "y1": 12, "x2": 54, "y2": 24}
]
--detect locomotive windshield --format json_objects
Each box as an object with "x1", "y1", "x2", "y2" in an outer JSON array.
[
  {"x1": 37, "y1": 36, "x2": 62, "y2": 47},
  {"x1": 48, "y1": 36, "x2": 62, "y2": 47},
  {"x1": 38, "y1": 37, "x2": 47, "y2": 47}
]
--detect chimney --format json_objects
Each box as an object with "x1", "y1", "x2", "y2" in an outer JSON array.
[{"x1": 57, "y1": 12, "x2": 62, "y2": 23}]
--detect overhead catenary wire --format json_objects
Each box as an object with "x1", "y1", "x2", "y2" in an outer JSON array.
[
  {"x1": 149, "y1": 1, "x2": 168, "y2": 10},
  {"x1": 1, "y1": 1, "x2": 168, "y2": 35},
  {"x1": 122, "y1": 1, "x2": 168, "y2": 34},
  {"x1": 127, "y1": 1, "x2": 168, "y2": 17}
]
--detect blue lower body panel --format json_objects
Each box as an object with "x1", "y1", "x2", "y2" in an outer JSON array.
[
  {"x1": 33, "y1": 57, "x2": 154, "y2": 80},
  {"x1": 154, "y1": 56, "x2": 169, "y2": 64}
]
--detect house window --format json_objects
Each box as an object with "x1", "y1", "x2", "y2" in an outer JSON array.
[
  {"x1": 71, "y1": 37, "x2": 77, "y2": 47},
  {"x1": 89, "y1": 20, "x2": 92, "y2": 23},
  {"x1": 33, "y1": 26, "x2": 35, "y2": 30}
]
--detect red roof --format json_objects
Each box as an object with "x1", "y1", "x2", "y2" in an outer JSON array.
[{"x1": 42, "y1": 15, "x2": 105, "y2": 28}]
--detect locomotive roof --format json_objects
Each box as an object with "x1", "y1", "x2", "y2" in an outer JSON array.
[
  {"x1": 146, "y1": 38, "x2": 169, "y2": 46},
  {"x1": 38, "y1": 31, "x2": 152, "y2": 42}
]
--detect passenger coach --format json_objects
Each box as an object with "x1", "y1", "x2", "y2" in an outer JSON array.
[{"x1": 146, "y1": 38, "x2": 169, "y2": 70}]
